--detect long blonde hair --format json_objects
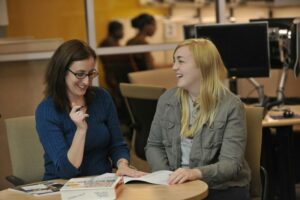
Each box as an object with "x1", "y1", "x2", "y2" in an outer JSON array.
[{"x1": 175, "y1": 38, "x2": 228, "y2": 137}]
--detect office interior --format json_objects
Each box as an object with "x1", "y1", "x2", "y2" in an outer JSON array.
[{"x1": 1, "y1": 0, "x2": 300, "y2": 198}]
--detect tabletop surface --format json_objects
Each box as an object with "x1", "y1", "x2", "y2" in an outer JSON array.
[
  {"x1": 263, "y1": 105, "x2": 300, "y2": 127},
  {"x1": 0, "y1": 180, "x2": 208, "y2": 200}
]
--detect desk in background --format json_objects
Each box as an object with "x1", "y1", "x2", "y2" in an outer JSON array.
[
  {"x1": 128, "y1": 68, "x2": 176, "y2": 89},
  {"x1": 262, "y1": 105, "x2": 300, "y2": 200},
  {"x1": 0, "y1": 180, "x2": 208, "y2": 200}
]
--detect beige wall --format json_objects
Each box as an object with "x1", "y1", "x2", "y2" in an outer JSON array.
[
  {"x1": 0, "y1": 38, "x2": 62, "y2": 189},
  {"x1": 238, "y1": 69, "x2": 300, "y2": 98},
  {"x1": 0, "y1": 60, "x2": 48, "y2": 189}
]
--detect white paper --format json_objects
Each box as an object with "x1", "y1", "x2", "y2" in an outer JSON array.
[
  {"x1": 22, "y1": 184, "x2": 48, "y2": 190},
  {"x1": 123, "y1": 170, "x2": 173, "y2": 185}
]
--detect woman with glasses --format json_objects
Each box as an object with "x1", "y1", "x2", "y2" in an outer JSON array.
[
  {"x1": 145, "y1": 39, "x2": 250, "y2": 199},
  {"x1": 36, "y1": 39, "x2": 145, "y2": 180}
]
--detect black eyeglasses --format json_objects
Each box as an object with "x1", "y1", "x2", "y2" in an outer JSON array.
[{"x1": 68, "y1": 69, "x2": 99, "y2": 79}]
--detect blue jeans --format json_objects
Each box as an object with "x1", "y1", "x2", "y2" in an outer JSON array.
[{"x1": 206, "y1": 187, "x2": 250, "y2": 200}]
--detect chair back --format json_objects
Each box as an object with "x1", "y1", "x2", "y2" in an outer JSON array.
[
  {"x1": 120, "y1": 83, "x2": 166, "y2": 160},
  {"x1": 5, "y1": 116, "x2": 44, "y2": 184},
  {"x1": 245, "y1": 106, "x2": 264, "y2": 197},
  {"x1": 128, "y1": 68, "x2": 176, "y2": 89}
]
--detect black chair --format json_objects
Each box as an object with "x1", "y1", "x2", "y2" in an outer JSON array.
[{"x1": 120, "y1": 83, "x2": 166, "y2": 160}]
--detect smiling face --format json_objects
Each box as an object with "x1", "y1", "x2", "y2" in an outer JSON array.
[
  {"x1": 172, "y1": 46, "x2": 202, "y2": 96},
  {"x1": 65, "y1": 56, "x2": 96, "y2": 101}
]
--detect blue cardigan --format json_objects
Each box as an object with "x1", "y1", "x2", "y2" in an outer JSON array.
[{"x1": 35, "y1": 87, "x2": 129, "y2": 180}]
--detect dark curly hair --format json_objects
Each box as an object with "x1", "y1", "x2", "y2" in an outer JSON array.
[
  {"x1": 108, "y1": 21, "x2": 123, "y2": 34},
  {"x1": 131, "y1": 13, "x2": 155, "y2": 31}
]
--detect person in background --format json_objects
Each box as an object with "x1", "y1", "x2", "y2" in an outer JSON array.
[
  {"x1": 99, "y1": 21, "x2": 131, "y2": 87},
  {"x1": 98, "y1": 21, "x2": 133, "y2": 132},
  {"x1": 36, "y1": 39, "x2": 145, "y2": 180},
  {"x1": 145, "y1": 38, "x2": 250, "y2": 200},
  {"x1": 99, "y1": 20, "x2": 123, "y2": 48},
  {"x1": 127, "y1": 13, "x2": 156, "y2": 71}
]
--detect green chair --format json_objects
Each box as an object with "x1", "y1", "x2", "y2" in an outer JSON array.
[{"x1": 5, "y1": 116, "x2": 44, "y2": 186}]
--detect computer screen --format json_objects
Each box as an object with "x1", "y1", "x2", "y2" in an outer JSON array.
[
  {"x1": 183, "y1": 24, "x2": 196, "y2": 39},
  {"x1": 195, "y1": 22, "x2": 270, "y2": 78},
  {"x1": 250, "y1": 18, "x2": 296, "y2": 69}
]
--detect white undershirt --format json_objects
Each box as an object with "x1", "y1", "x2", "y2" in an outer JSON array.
[{"x1": 181, "y1": 96, "x2": 197, "y2": 168}]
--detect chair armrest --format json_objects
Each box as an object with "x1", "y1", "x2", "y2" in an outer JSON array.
[{"x1": 6, "y1": 175, "x2": 25, "y2": 186}]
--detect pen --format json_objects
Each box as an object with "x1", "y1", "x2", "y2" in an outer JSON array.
[{"x1": 75, "y1": 106, "x2": 84, "y2": 113}]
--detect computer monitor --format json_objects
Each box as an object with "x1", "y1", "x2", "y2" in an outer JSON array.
[
  {"x1": 250, "y1": 19, "x2": 300, "y2": 105},
  {"x1": 251, "y1": 17, "x2": 294, "y2": 28},
  {"x1": 195, "y1": 22, "x2": 270, "y2": 78},
  {"x1": 183, "y1": 24, "x2": 196, "y2": 39},
  {"x1": 250, "y1": 18, "x2": 299, "y2": 71}
]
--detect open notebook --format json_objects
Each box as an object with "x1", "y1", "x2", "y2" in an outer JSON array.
[{"x1": 123, "y1": 170, "x2": 172, "y2": 185}]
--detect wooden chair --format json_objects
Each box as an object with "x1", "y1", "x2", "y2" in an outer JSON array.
[
  {"x1": 5, "y1": 116, "x2": 44, "y2": 186},
  {"x1": 245, "y1": 106, "x2": 268, "y2": 200}
]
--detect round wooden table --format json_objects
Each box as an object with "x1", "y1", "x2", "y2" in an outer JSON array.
[
  {"x1": 0, "y1": 180, "x2": 208, "y2": 200},
  {"x1": 120, "y1": 180, "x2": 208, "y2": 200}
]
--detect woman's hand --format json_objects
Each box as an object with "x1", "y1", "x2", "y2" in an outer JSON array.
[
  {"x1": 69, "y1": 105, "x2": 89, "y2": 130},
  {"x1": 67, "y1": 104, "x2": 89, "y2": 168},
  {"x1": 115, "y1": 159, "x2": 147, "y2": 177},
  {"x1": 168, "y1": 168, "x2": 202, "y2": 185}
]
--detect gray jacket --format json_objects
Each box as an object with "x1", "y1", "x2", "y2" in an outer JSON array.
[{"x1": 145, "y1": 87, "x2": 251, "y2": 189}]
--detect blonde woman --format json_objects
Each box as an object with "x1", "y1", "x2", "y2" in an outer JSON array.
[{"x1": 145, "y1": 38, "x2": 250, "y2": 199}]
